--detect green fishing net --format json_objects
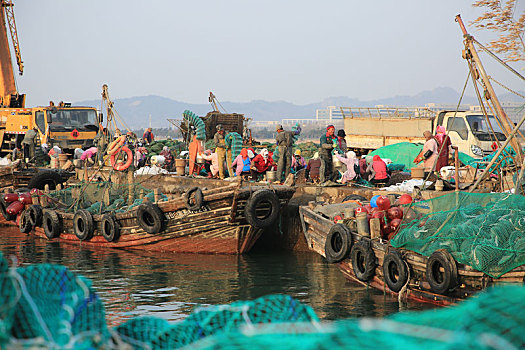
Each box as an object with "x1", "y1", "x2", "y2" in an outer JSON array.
[
  {"x1": 391, "y1": 192, "x2": 525, "y2": 278},
  {"x1": 0, "y1": 249, "x2": 523, "y2": 349},
  {"x1": 45, "y1": 181, "x2": 167, "y2": 214}
]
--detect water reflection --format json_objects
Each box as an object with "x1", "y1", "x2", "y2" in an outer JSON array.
[{"x1": 0, "y1": 227, "x2": 434, "y2": 325}]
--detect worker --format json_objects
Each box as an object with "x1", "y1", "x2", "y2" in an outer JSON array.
[
  {"x1": 435, "y1": 126, "x2": 452, "y2": 172},
  {"x1": 143, "y1": 127, "x2": 154, "y2": 144},
  {"x1": 21, "y1": 127, "x2": 39, "y2": 163},
  {"x1": 305, "y1": 152, "x2": 321, "y2": 183},
  {"x1": 319, "y1": 125, "x2": 337, "y2": 183},
  {"x1": 232, "y1": 148, "x2": 251, "y2": 178},
  {"x1": 414, "y1": 130, "x2": 439, "y2": 178},
  {"x1": 94, "y1": 128, "x2": 110, "y2": 166},
  {"x1": 337, "y1": 130, "x2": 348, "y2": 153},
  {"x1": 367, "y1": 155, "x2": 389, "y2": 185},
  {"x1": 291, "y1": 149, "x2": 306, "y2": 173},
  {"x1": 250, "y1": 148, "x2": 274, "y2": 181},
  {"x1": 335, "y1": 150, "x2": 359, "y2": 184},
  {"x1": 134, "y1": 147, "x2": 147, "y2": 168},
  {"x1": 200, "y1": 150, "x2": 220, "y2": 179},
  {"x1": 80, "y1": 147, "x2": 98, "y2": 164},
  {"x1": 213, "y1": 124, "x2": 227, "y2": 179},
  {"x1": 160, "y1": 146, "x2": 174, "y2": 171},
  {"x1": 275, "y1": 125, "x2": 294, "y2": 183}
]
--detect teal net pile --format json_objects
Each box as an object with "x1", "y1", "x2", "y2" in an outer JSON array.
[
  {"x1": 116, "y1": 294, "x2": 318, "y2": 349},
  {"x1": 0, "y1": 252, "x2": 110, "y2": 349},
  {"x1": 183, "y1": 110, "x2": 207, "y2": 141},
  {"x1": 0, "y1": 250, "x2": 524, "y2": 349},
  {"x1": 146, "y1": 139, "x2": 185, "y2": 157},
  {"x1": 391, "y1": 192, "x2": 525, "y2": 278},
  {"x1": 45, "y1": 181, "x2": 168, "y2": 214},
  {"x1": 225, "y1": 132, "x2": 243, "y2": 159},
  {"x1": 189, "y1": 285, "x2": 525, "y2": 350}
]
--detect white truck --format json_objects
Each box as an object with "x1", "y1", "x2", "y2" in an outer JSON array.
[{"x1": 341, "y1": 107, "x2": 508, "y2": 158}]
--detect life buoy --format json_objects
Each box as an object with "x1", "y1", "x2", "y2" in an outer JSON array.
[
  {"x1": 73, "y1": 209, "x2": 94, "y2": 241},
  {"x1": 244, "y1": 189, "x2": 280, "y2": 229},
  {"x1": 383, "y1": 249, "x2": 409, "y2": 293},
  {"x1": 28, "y1": 205, "x2": 43, "y2": 227},
  {"x1": 136, "y1": 203, "x2": 165, "y2": 234},
  {"x1": 324, "y1": 223, "x2": 352, "y2": 263},
  {"x1": 351, "y1": 239, "x2": 377, "y2": 281},
  {"x1": 101, "y1": 214, "x2": 120, "y2": 242},
  {"x1": 425, "y1": 249, "x2": 458, "y2": 294},
  {"x1": 19, "y1": 211, "x2": 33, "y2": 234},
  {"x1": 110, "y1": 146, "x2": 133, "y2": 171},
  {"x1": 43, "y1": 210, "x2": 62, "y2": 239},
  {"x1": 184, "y1": 187, "x2": 203, "y2": 211},
  {"x1": 107, "y1": 135, "x2": 126, "y2": 155}
]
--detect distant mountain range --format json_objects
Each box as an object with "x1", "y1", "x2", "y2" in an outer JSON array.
[{"x1": 75, "y1": 87, "x2": 524, "y2": 128}]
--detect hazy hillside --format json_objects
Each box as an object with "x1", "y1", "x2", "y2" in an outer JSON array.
[{"x1": 76, "y1": 87, "x2": 524, "y2": 128}]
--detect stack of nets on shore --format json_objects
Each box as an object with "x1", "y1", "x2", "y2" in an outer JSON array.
[
  {"x1": 0, "y1": 250, "x2": 523, "y2": 349},
  {"x1": 391, "y1": 192, "x2": 525, "y2": 278},
  {"x1": 45, "y1": 181, "x2": 168, "y2": 215}
]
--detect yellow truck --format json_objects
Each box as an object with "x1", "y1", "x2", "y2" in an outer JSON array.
[
  {"x1": 0, "y1": 104, "x2": 99, "y2": 154},
  {"x1": 0, "y1": 1, "x2": 99, "y2": 156},
  {"x1": 342, "y1": 107, "x2": 506, "y2": 158}
]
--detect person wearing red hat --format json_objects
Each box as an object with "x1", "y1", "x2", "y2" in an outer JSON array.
[{"x1": 319, "y1": 125, "x2": 337, "y2": 183}]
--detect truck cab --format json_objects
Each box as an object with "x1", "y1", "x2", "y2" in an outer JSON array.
[
  {"x1": 436, "y1": 111, "x2": 506, "y2": 158},
  {"x1": 0, "y1": 105, "x2": 99, "y2": 155}
]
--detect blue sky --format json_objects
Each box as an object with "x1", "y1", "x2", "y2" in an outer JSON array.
[{"x1": 13, "y1": 0, "x2": 525, "y2": 106}]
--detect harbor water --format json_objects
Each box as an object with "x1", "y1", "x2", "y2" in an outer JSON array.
[{"x1": 0, "y1": 227, "x2": 434, "y2": 326}]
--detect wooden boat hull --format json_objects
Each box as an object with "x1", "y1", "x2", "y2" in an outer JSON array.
[
  {"x1": 299, "y1": 205, "x2": 525, "y2": 306},
  {"x1": 3, "y1": 183, "x2": 294, "y2": 255}
]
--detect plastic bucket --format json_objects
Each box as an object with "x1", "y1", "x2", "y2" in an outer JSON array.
[
  {"x1": 411, "y1": 167, "x2": 424, "y2": 179},
  {"x1": 266, "y1": 170, "x2": 276, "y2": 182},
  {"x1": 58, "y1": 153, "x2": 68, "y2": 168}
]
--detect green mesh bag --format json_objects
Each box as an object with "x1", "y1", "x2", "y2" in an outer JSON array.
[{"x1": 392, "y1": 192, "x2": 525, "y2": 278}]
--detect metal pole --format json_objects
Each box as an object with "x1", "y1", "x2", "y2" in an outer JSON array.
[
  {"x1": 470, "y1": 111, "x2": 525, "y2": 192},
  {"x1": 452, "y1": 146, "x2": 459, "y2": 192},
  {"x1": 455, "y1": 14, "x2": 522, "y2": 165}
]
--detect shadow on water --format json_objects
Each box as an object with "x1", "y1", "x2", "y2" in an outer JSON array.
[{"x1": 0, "y1": 227, "x2": 435, "y2": 325}]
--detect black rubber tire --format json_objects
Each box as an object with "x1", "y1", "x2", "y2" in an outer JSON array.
[
  {"x1": 28, "y1": 205, "x2": 43, "y2": 227},
  {"x1": 383, "y1": 249, "x2": 409, "y2": 293},
  {"x1": 351, "y1": 239, "x2": 377, "y2": 281},
  {"x1": 43, "y1": 210, "x2": 62, "y2": 239},
  {"x1": 324, "y1": 223, "x2": 353, "y2": 263},
  {"x1": 184, "y1": 187, "x2": 204, "y2": 211},
  {"x1": 101, "y1": 214, "x2": 120, "y2": 242},
  {"x1": 0, "y1": 197, "x2": 15, "y2": 221},
  {"x1": 27, "y1": 170, "x2": 65, "y2": 191},
  {"x1": 426, "y1": 249, "x2": 458, "y2": 294},
  {"x1": 136, "y1": 203, "x2": 165, "y2": 234},
  {"x1": 244, "y1": 189, "x2": 280, "y2": 229},
  {"x1": 19, "y1": 211, "x2": 33, "y2": 234},
  {"x1": 342, "y1": 194, "x2": 367, "y2": 202},
  {"x1": 73, "y1": 209, "x2": 94, "y2": 241}
]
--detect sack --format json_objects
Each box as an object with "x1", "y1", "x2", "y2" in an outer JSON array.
[{"x1": 423, "y1": 150, "x2": 433, "y2": 159}]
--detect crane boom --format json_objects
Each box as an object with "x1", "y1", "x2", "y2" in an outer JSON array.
[{"x1": 3, "y1": 0, "x2": 22, "y2": 75}]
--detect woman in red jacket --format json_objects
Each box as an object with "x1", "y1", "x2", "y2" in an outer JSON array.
[{"x1": 367, "y1": 155, "x2": 389, "y2": 185}]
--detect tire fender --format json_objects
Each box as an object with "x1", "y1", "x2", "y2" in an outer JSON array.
[
  {"x1": 244, "y1": 189, "x2": 280, "y2": 229},
  {"x1": 73, "y1": 209, "x2": 95, "y2": 241},
  {"x1": 19, "y1": 211, "x2": 33, "y2": 234},
  {"x1": 136, "y1": 203, "x2": 165, "y2": 234},
  {"x1": 101, "y1": 214, "x2": 120, "y2": 242},
  {"x1": 324, "y1": 223, "x2": 352, "y2": 263},
  {"x1": 27, "y1": 170, "x2": 65, "y2": 191},
  {"x1": 383, "y1": 249, "x2": 409, "y2": 293},
  {"x1": 184, "y1": 187, "x2": 204, "y2": 211},
  {"x1": 28, "y1": 205, "x2": 43, "y2": 227},
  {"x1": 426, "y1": 249, "x2": 458, "y2": 294},
  {"x1": 350, "y1": 239, "x2": 377, "y2": 281},
  {"x1": 43, "y1": 210, "x2": 62, "y2": 239}
]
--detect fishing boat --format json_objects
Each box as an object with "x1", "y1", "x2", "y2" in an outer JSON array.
[
  {"x1": 299, "y1": 197, "x2": 525, "y2": 306},
  {"x1": 3, "y1": 182, "x2": 295, "y2": 255}
]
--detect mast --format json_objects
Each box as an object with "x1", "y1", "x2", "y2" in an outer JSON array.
[{"x1": 455, "y1": 14, "x2": 522, "y2": 165}]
